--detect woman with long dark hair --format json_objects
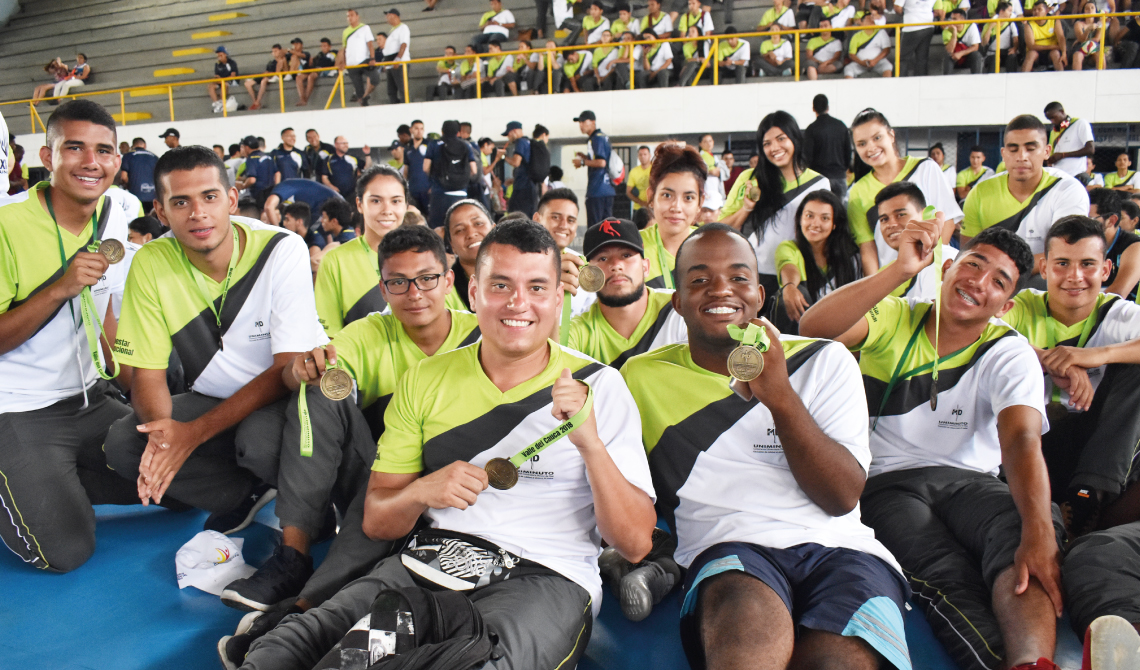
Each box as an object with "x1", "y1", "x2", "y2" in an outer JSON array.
[
  {"x1": 773, "y1": 190, "x2": 862, "y2": 333},
  {"x1": 847, "y1": 108, "x2": 961, "y2": 274},
  {"x1": 721, "y1": 111, "x2": 830, "y2": 304}
]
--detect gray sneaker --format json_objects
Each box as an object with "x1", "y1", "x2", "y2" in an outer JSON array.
[{"x1": 619, "y1": 557, "x2": 681, "y2": 622}]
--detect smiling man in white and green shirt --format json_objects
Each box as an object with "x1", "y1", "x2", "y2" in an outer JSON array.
[
  {"x1": 105, "y1": 146, "x2": 327, "y2": 560},
  {"x1": 0, "y1": 101, "x2": 139, "y2": 574},
  {"x1": 802, "y1": 222, "x2": 1066, "y2": 670}
]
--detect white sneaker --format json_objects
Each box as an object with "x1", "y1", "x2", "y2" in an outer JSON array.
[
  {"x1": 212, "y1": 100, "x2": 223, "y2": 114},
  {"x1": 1088, "y1": 615, "x2": 1140, "y2": 670}
]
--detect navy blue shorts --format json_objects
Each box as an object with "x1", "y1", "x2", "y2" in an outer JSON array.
[{"x1": 679, "y1": 542, "x2": 912, "y2": 670}]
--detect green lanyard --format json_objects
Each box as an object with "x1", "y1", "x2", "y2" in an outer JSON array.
[
  {"x1": 1044, "y1": 295, "x2": 1098, "y2": 403},
  {"x1": 872, "y1": 305, "x2": 975, "y2": 431},
  {"x1": 179, "y1": 224, "x2": 241, "y2": 350},
  {"x1": 297, "y1": 358, "x2": 349, "y2": 457},
  {"x1": 360, "y1": 234, "x2": 379, "y2": 278},
  {"x1": 653, "y1": 225, "x2": 675, "y2": 290},
  {"x1": 44, "y1": 186, "x2": 119, "y2": 380},
  {"x1": 559, "y1": 250, "x2": 576, "y2": 346}
]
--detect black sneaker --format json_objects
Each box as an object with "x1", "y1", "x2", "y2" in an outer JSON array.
[
  {"x1": 313, "y1": 504, "x2": 338, "y2": 545},
  {"x1": 218, "y1": 598, "x2": 302, "y2": 669},
  {"x1": 221, "y1": 544, "x2": 313, "y2": 612},
  {"x1": 619, "y1": 556, "x2": 681, "y2": 622},
  {"x1": 204, "y1": 483, "x2": 276, "y2": 535}
]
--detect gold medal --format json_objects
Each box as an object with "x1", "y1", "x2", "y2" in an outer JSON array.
[
  {"x1": 1045, "y1": 401, "x2": 1069, "y2": 427},
  {"x1": 320, "y1": 368, "x2": 353, "y2": 401},
  {"x1": 98, "y1": 239, "x2": 125, "y2": 264},
  {"x1": 727, "y1": 344, "x2": 764, "y2": 382},
  {"x1": 578, "y1": 264, "x2": 606, "y2": 293},
  {"x1": 485, "y1": 457, "x2": 519, "y2": 490}
]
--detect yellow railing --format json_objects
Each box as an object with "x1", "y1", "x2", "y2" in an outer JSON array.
[{"x1": 4, "y1": 11, "x2": 1134, "y2": 134}]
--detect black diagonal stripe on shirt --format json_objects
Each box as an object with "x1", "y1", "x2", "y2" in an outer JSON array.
[
  {"x1": 649, "y1": 339, "x2": 828, "y2": 529},
  {"x1": 12, "y1": 198, "x2": 114, "y2": 338},
  {"x1": 171, "y1": 231, "x2": 287, "y2": 387},
  {"x1": 863, "y1": 331, "x2": 1017, "y2": 418},
  {"x1": 647, "y1": 275, "x2": 668, "y2": 290},
  {"x1": 610, "y1": 302, "x2": 677, "y2": 370},
  {"x1": 343, "y1": 285, "x2": 388, "y2": 327},
  {"x1": 1053, "y1": 296, "x2": 1118, "y2": 348},
  {"x1": 991, "y1": 178, "x2": 1062, "y2": 234},
  {"x1": 362, "y1": 393, "x2": 394, "y2": 443},
  {"x1": 458, "y1": 326, "x2": 482, "y2": 348},
  {"x1": 419, "y1": 363, "x2": 605, "y2": 476},
  {"x1": 650, "y1": 393, "x2": 756, "y2": 531},
  {"x1": 868, "y1": 159, "x2": 928, "y2": 236},
  {"x1": 782, "y1": 174, "x2": 827, "y2": 205}
]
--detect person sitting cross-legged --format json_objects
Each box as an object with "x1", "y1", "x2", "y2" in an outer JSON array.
[
  {"x1": 621, "y1": 223, "x2": 912, "y2": 670},
  {"x1": 800, "y1": 221, "x2": 1066, "y2": 670},
  {"x1": 237, "y1": 219, "x2": 657, "y2": 670}
]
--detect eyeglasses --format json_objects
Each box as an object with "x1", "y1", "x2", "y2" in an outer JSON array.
[{"x1": 382, "y1": 273, "x2": 443, "y2": 294}]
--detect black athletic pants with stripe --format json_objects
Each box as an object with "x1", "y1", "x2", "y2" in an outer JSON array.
[
  {"x1": 242, "y1": 553, "x2": 592, "y2": 670},
  {"x1": 1042, "y1": 363, "x2": 1140, "y2": 500},
  {"x1": 0, "y1": 381, "x2": 138, "y2": 573},
  {"x1": 861, "y1": 466, "x2": 1065, "y2": 670},
  {"x1": 1063, "y1": 520, "x2": 1140, "y2": 635}
]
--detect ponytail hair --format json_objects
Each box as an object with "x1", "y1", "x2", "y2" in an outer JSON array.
[{"x1": 648, "y1": 142, "x2": 707, "y2": 204}]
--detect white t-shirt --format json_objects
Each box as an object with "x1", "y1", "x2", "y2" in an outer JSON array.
[
  {"x1": 855, "y1": 29, "x2": 893, "y2": 60},
  {"x1": 117, "y1": 218, "x2": 328, "y2": 399},
  {"x1": 594, "y1": 47, "x2": 620, "y2": 77},
  {"x1": 0, "y1": 188, "x2": 137, "y2": 413},
  {"x1": 345, "y1": 24, "x2": 376, "y2": 65},
  {"x1": 1089, "y1": 173, "x2": 1106, "y2": 187},
  {"x1": 956, "y1": 23, "x2": 982, "y2": 47},
  {"x1": 897, "y1": 0, "x2": 937, "y2": 31},
  {"x1": 622, "y1": 339, "x2": 901, "y2": 572},
  {"x1": 586, "y1": 16, "x2": 611, "y2": 43},
  {"x1": 765, "y1": 39, "x2": 794, "y2": 62},
  {"x1": 810, "y1": 37, "x2": 843, "y2": 61},
  {"x1": 830, "y1": 4, "x2": 858, "y2": 28},
  {"x1": 861, "y1": 297, "x2": 1046, "y2": 477},
  {"x1": 1003, "y1": 291, "x2": 1140, "y2": 409},
  {"x1": 875, "y1": 158, "x2": 965, "y2": 267},
  {"x1": 941, "y1": 164, "x2": 957, "y2": 192},
  {"x1": 483, "y1": 9, "x2": 515, "y2": 37},
  {"x1": 383, "y1": 23, "x2": 411, "y2": 61},
  {"x1": 382, "y1": 344, "x2": 655, "y2": 614},
  {"x1": 748, "y1": 172, "x2": 831, "y2": 276},
  {"x1": 1051, "y1": 118, "x2": 1096, "y2": 177},
  {"x1": 647, "y1": 42, "x2": 673, "y2": 70},
  {"x1": 988, "y1": 21, "x2": 1020, "y2": 52},
  {"x1": 104, "y1": 186, "x2": 145, "y2": 220}
]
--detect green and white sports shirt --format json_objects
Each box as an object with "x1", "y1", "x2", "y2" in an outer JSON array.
[
  {"x1": 620, "y1": 339, "x2": 898, "y2": 570},
  {"x1": 0, "y1": 183, "x2": 134, "y2": 412},
  {"x1": 115, "y1": 218, "x2": 327, "y2": 399},
  {"x1": 375, "y1": 340, "x2": 655, "y2": 612},
  {"x1": 854, "y1": 296, "x2": 1044, "y2": 477},
  {"x1": 1001, "y1": 289, "x2": 1140, "y2": 411},
  {"x1": 961, "y1": 168, "x2": 1089, "y2": 255},
  {"x1": 847, "y1": 156, "x2": 963, "y2": 265},
  {"x1": 567, "y1": 288, "x2": 687, "y2": 368},
  {"x1": 314, "y1": 236, "x2": 388, "y2": 337}
]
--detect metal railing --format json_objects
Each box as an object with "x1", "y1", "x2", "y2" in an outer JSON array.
[{"x1": 4, "y1": 11, "x2": 1135, "y2": 134}]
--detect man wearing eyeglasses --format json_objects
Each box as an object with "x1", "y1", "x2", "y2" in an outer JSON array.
[{"x1": 217, "y1": 225, "x2": 481, "y2": 664}]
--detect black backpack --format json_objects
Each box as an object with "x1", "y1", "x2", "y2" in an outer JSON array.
[
  {"x1": 433, "y1": 137, "x2": 470, "y2": 192},
  {"x1": 528, "y1": 140, "x2": 551, "y2": 184}
]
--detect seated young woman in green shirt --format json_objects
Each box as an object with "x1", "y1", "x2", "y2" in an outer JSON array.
[{"x1": 774, "y1": 189, "x2": 863, "y2": 333}]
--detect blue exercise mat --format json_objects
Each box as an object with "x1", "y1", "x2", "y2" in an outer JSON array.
[{"x1": 0, "y1": 504, "x2": 1083, "y2": 670}]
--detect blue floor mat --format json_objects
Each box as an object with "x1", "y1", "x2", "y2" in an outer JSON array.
[{"x1": 0, "y1": 504, "x2": 1084, "y2": 670}]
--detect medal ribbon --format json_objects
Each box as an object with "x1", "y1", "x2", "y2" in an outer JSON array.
[
  {"x1": 297, "y1": 358, "x2": 347, "y2": 458},
  {"x1": 45, "y1": 186, "x2": 119, "y2": 380},
  {"x1": 872, "y1": 305, "x2": 975, "y2": 431},
  {"x1": 727, "y1": 322, "x2": 771, "y2": 352},
  {"x1": 504, "y1": 382, "x2": 594, "y2": 468},
  {"x1": 927, "y1": 205, "x2": 944, "y2": 405},
  {"x1": 653, "y1": 224, "x2": 675, "y2": 290},
  {"x1": 1044, "y1": 295, "x2": 1098, "y2": 404},
  {"x1": 559, "y1": 250, "x2": 575, "y2": 346},
  {"x1": 180, "y1": 224, "x2": 241, "y2": 350}
]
